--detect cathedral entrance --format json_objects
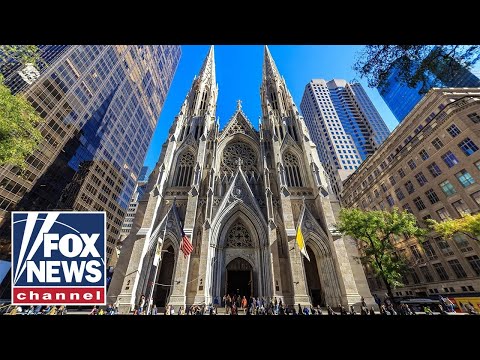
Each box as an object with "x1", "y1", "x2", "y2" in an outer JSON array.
[
  {"x1": 303, "y1": 246, "x2": 324, "y2": 307},
  {"x1": 153, "y1": 245, "x2": 175, "y2": 307},
  {"x1": 225, "y1": 257, "x2": 253, "y2": 298}
]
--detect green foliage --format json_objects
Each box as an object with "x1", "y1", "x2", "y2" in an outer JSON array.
[
  {"x1": 427, "y1": 213, "x2": 480, "y2": 242},
  {"x1": 0, "y1": 81, "x2": 43, "y2": 168},
  {"x1": 336, "y1": 207, "x2": 426, "y2": 293},
  {"x1": 0, "y1": 45, "x2": 44, "y2": 168},
  {"x1": 353, "y1": 45, "x2": 480, "y2": 94}
]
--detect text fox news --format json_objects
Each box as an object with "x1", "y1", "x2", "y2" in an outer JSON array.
[{"x1": 11, "y1": 211, "x2": 106, "y2": 305}]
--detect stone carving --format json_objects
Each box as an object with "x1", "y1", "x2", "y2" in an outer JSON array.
[
  {"x1": 225, "y1": 222, "x2": 254, "y2": 248},
  {"x1": 221, "y1": 142, "x2": 257, "y2": 174}
]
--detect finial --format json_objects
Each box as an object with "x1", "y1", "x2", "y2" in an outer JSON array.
[
  {"x1": 302, "y1": 196, "x2": 306, "y2": 206},
  {"x1": 236, "y1": 157, "x2": 244, "y2": 168},
  {"x1": 237, "y1": 99, "x2": 242, "y2": 111}
]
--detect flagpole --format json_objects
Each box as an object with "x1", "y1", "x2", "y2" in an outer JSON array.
[{"x1": 147, "y1": 219, "x2": 168, "y2": 315}]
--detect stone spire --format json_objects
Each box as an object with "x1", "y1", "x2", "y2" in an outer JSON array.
[
  {"x1": 198, "y1": 45, "x2": 216, "y2": 87},
  {"x1": 263, "y1": 45, "x2": 281, "y2": 82}
]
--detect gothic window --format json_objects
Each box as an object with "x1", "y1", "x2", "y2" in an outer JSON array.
[
  {"x1": 221, "y1": 142, "x2": 257, "y2": 174},
  {"x1": 270, "y1": 91, "x2": 278, "y2": 110},
  {"x1": 174, "y1": 151, "x2": 195, "y2": 187},
  {"x1": 225, "y1": 222, "x2": 254, "y2": 248},
  {"x1": 283, "y1": 152, "x2": 303, "y2": 187}
]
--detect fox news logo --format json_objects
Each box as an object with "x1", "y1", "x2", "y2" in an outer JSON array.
[{"x1": 11, "y1": 212, "x2": 106, "y2": 305}]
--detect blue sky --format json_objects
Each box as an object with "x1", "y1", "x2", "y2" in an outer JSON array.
[{"x1": 143, "y1": 45, "x2": 399, "y2": 173}]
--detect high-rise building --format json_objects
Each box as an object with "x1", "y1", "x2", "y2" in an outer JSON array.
[
  {"x1": 300, "y1": 79, "x2": 390, "y2": 198},
  {"x1": 108, "y1": 46, "x2": 374, "y2": 313},
  {"x1": 0, "y1": 46, "x2": 181, "y2": 265},
  {"x1": 138, "y1": 165, "x2": 149, "y2": 182},
  {"x1": 342, "y1": 87, "x2": 480, "y2": 303},
  {"x1": 379, "y1": 49, "x2": 480, "y2": 122},
  {"x1": 118, "y1": 167, "x2": 149, "y2": 244}
]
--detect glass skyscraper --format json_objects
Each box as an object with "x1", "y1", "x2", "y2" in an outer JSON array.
[
  {"x1": 0, "y1": 46, "x2": 181, "y2": 265},
  {"x1": 301, "y1": 79, "x2": 390, "y2": 198},
  {"x1": 379, "y1": 49, "x2": 480, "y2": 122}
]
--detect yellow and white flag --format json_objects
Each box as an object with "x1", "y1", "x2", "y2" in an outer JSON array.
[{"x1": 296, "y1": 205, "x2": 310, "y2": 261}]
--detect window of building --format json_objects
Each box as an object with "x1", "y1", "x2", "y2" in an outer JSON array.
[
  {"x1": 379, "y1": 201, "x2": 385, "y2": 210},
  {"x1": 395, "y1": 188, "x2": 405, "y2": 201},
  {"x1": 413, "y1": 197, "x2": 426, "y2": 211},
  {"x1": 419, "y1": 149, "x2": 429, "y2": 160},
  {"x1": 283, "y1": 152, "x2": 303, "y2": 187},
  {"x1": 389, "y1": 175, "x2": 396, "y2": 186},
  {"x1": 439, "y1": 180, "x2": 456, "y2": 196},
  {"x1": 174, "y1": 151, "x2": 195, "y2": 187},
  {"x1": 448, "y1": 259, "x2": 467, "y2": 279},
  {"x1": 432, "y1": 138, "x2": 444, "y2": 150},
  {"x1": 403, "y1": 203, "x2": 413, "y2": 213},
  {"x1": 427, "y1": 162, "x2": 442, "y2": 177},
  {"x1": 410, "y1": 269, "x2": 421, "y2": 284},
  {"x1": 441, "y1": 151, "x2": 459, "y2": 168},
  {"x1": 435, "y1": 236, "x2": 454, "y2": 256},
  {"x1": 468, "y1": 286, "x2": 475, "y2": 291},
  {"x1": 446, "y1": 124, "x2": 461, "y2": 137},
  {"x1": 467, "y1": 112, "x2": 480, "y2": 123},
  {"x1": 423, "y1": 240, "x2": 437, "y2": 259},
  {"x1": 398, "y1": 168, "x2": 406, "y2": 178},
  {"x1": 380, "y1": 183, "x2": 387, "y2": 192},
  {"x1": 374, "y1": 189, "x2": 380, "y2": 198},
  {"x1": 433, "y1": 262, "x2": 449, "y2": 280},
  {"x1": 386, "y1": 195, "x2": 395, "y2": 207},
  {"x1": 466, "y1": 255, "x2": 480, "y2": 276},
  {"x1": 455, "y1": 169, "x2": 475, "y2": 187},
  {"x1": 405, "y1": 180, "x2": 415, "y2": 194},
  {"x1": 420, "y1": 266, "x2": 434, "y2": 282},
  {"x1": 471, "y1": 191, "x2": 480, "y2": 206},
  {"x1": 425, "y1": 189, "x2": 440, "y2": 204},
  {"x1": 452, "y1": 234, "x2": 473, "y2": 252},
  {"x1": 452, "y1": 199, "x2": 471, "y2": 216},
  {"x1": 436, "y1": 208, "x2": 450, "y2": 221},
  {"x1": 410, "y1": 245, "x2": 423, "y2": 260},
  {"x1": 407, "y1": 159, "x2": 417, "y2": 170},
  {"x1": 415, "y1": 172, "x2": 428, "y2": 186},
  {"x1": 458, "y1": 138, "x2": 479, "y2": 156}
]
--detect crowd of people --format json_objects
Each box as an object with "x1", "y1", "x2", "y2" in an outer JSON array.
[{"x1": 1, "y1": 304, "x2": 67, "y2": 315}]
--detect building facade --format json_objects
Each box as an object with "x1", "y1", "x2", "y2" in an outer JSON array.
[
  {"x1": 118, "y1": 166, "x2": 149, "y2": 244},
  {"x1": 300, "y1": 79, "x2": 390, "y2": 198},
  {"x1": 0, "y1": 45, "x2": 181, "y2": 265},
  {"x1": 379, "y1": 50, "x2": 480, "y2": 122},
  {"x1": 342, "y1": 88, "x2": 480, "y2": 301},
  {"x1": 108, "y1": 46, "x2": 374, "y2": 313}
]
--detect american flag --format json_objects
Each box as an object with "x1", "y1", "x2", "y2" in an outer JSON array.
[{"x1": 173, "y1": 203, "x2": 193, "y2": 258}]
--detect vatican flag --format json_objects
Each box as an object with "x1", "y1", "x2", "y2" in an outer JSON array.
[{"x1": 296, "y1": 205, "x2": 310, "y2": 261}]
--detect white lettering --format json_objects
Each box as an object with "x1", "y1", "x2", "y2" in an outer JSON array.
[
  {"x1": 43, "y1": 234, "x2": 59, "y2": 257},
  {"x1": 96, "y1": 290, "x2": 101, "y2": 300},
  {"x1": 42, "y1": 293, "x2": 52, "y2": 300},
  {"x1": 61, "y1": 261, "x2": 85, "y2": 282},
  {"x1": 56, "y1": 293, "x2": 65, "y2": 300},
  {"x1": 29, "y1": 291, "x2": 39, "y2": 300},
  {"x1": 26, "y1": 260, "x2": 45, "y2": 282},
  {"x1": 45, "y1": 261, "x2": 61, "y2": 282},
  {"x1": 17, "y1": 292, "x2": 26, "y2": 300},
  {"x1": 80, "y1": 234, "x2": 101, "y2": 257},
  {"x1": 59, "y1": 234, "x2": 82, "y2": 258},
  {"x1": 70, "y1": 293, "x2": 80, "y2": 300},
  {"x1": 83, "y1": 293, "x2": 93, "y2": 300},
  {"x1": 85, "y1": 260, "x2": 102, "y2": 283}
]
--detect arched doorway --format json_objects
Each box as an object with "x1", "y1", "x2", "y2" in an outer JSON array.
[
  {"x1": 226, "y1": 257, "x2": 253, "y2": 298},
  {"x1": 153, "y1": 245, "x2": 175, "y2": 307},
  {"x1": 303, "y1": 246, "x2": 324, "y2": 307}
]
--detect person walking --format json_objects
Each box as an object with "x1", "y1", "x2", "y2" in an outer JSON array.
[
  {"x1": 241, "y1": 296, "x2": 248, "y2": 314},
  {"x1": 137, "y1": 294, "x2": 146, "y2": 315}
]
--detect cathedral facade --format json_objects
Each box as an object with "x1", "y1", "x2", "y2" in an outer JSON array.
[{"x1": 108, "y1": 46, "x2": 374, "y2": 313}]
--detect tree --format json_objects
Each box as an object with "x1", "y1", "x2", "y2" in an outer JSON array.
[
  {"x1": 353, "y1": 45, "x2": 480, "y2": 94},
  {"x1": 427, "y1": 213, "x2": 480, "y2": 242},
  {"x1": 0, "y1": 45, "x2": 44, "y2": 168},
  {"x1": 336, "y1": 207, "x2": 426, "y2": 303}
]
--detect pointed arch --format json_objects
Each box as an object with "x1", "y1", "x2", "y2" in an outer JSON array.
[
  {"x1": 173, "y1": 150, "x2": 195, "y2": 187},
  {"x1": 283, "y1": 151, "x2": 303, "y2": 187}
]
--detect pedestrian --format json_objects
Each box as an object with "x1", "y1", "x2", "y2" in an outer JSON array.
[
  {"x1": 152, "y1": 306, "x2": 158, "y2": 315},
  {"x1": 349, "y1": 305, "x2": 356, "y2": 315},
  {"x1": 241, "y1": 296, "x2": 248, "y2": 314},
  {"x1": 137, "y1": 294, "x2": 146, "y2": 315},
  {"x1": 369, "y1": 306, "x2": 375, "y2": 315}
]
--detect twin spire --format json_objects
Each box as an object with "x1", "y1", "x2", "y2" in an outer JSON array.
[{"x1": 196, "y1": 45, "x2": 279, "y2": 88}]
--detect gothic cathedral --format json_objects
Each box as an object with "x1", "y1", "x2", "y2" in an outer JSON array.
[{"x1": 108, "y1": 46, "x2": 374, "y2": 313}]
